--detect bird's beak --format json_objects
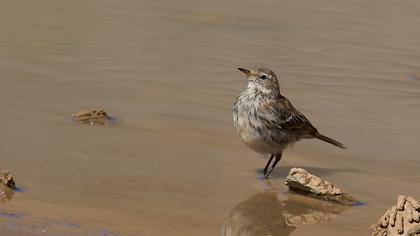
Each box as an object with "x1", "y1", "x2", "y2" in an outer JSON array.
[{"x1": 238, "y1": 68, "x2": 251, "y2": 76}]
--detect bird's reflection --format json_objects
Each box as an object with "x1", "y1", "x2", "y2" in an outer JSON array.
[{"x1": 221, "y1": 181, "x2": 349, "y2": 236}]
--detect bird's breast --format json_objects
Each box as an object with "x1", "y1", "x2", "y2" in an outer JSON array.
[{"x1": 233, "y1": 93, "x2": 289, "y2": 154}]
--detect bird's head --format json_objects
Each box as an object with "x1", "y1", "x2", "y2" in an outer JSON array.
[{"x1": 238, "y1": 67, "x2": 280, "y2": 94}]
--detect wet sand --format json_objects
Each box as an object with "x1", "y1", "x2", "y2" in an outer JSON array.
[{"x1": 1, "y1": 0, "x2": 420, "y2": 235}]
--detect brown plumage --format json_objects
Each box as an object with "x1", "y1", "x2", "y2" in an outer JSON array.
[{"x1": 233, "y1": 67, "x2": 346, "y2": 177}]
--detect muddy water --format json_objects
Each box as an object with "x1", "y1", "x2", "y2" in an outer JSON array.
[{"x1": 1, "y1": 0, "x2": 420, "y2": 235}]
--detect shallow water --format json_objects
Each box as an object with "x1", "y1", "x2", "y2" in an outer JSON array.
[{"x1": 1, "y1": 0, "x2": 420, "y2": 235}]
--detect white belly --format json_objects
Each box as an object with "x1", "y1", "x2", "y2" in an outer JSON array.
[
  {"x1": 233, "y1": 90, "x2": 298, "y2": 155},
  {"x1": 239, "y1": 125, "x2": 289, "y2": 154},
  {"x1": 234, "y1": 111, "x2": 291, "y2": 154}
]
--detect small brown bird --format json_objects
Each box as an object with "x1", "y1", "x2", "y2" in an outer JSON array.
[{"x1": 233, "y1": 67, "x2": 346, "y2": 178}]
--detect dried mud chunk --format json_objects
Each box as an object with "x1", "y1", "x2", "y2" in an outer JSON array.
[
  {"x1": 396, "y1": 211, "x2": 404, "y2": 234},
  {"x1": 372, "y1": 195, "x2": 420, "y2": 236},
  {"x1": 381, "y1": 209, "x2": 391, "y2": 227},
  {"x1": 71, "y1": 108, "x2": 112, "y2": 125},
  {"x1": 285, "y1": 168, "x2": 358, "y2": 205},
  {"x1": 406, "y1": 203, "x2": 416, "y2": 223},
  {"x1": 390, "y1": 206, "x2": 398, "y2": 227},
  {"x1": 0, "y1": 170, "x2": 15, "y2": 190},
  {"x1": 407, "y1": 225, "x2": 420, "y2": 236},
  {"x1": 407, "y1": 197, "x2": 420, "y2": 211},
  {"x1": 398, "y1": 196, "x2": 407, "y2": 211}
]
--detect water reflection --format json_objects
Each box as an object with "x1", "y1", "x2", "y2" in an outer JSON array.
[
  {"x1": 0, "y1": 184, "x2": 14, "y2": 204},
  {"x1": 221, "y1": 181, "x2": 349, "y2": 236}
]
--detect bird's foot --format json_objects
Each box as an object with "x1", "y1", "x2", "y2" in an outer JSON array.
[
  {"x1": 263, "y1": 168, "x2": 274, "y2": 179},
  {"x1": 263, "y1": 167, "x2": 268, "y2": 176}
]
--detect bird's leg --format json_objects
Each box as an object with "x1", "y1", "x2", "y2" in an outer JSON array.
[
  {"x1": 263, "y1": 154, "x2": 275, "y2": 175},
  {"x1": 264, "y1": 152, "x2": 283, "y2": 178}
]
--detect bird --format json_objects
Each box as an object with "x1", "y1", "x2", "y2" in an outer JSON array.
[{"x1": 233, "y1": 67, "x2": 346, "y2": 178}]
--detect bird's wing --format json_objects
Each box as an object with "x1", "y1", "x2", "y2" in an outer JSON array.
[{"x1": 271, "y1": 96, "x2": 317, "y2": 135}]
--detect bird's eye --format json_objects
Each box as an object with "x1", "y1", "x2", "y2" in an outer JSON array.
[{"x1": 260, "y1": 74, "x2": 267, "y2": 80}]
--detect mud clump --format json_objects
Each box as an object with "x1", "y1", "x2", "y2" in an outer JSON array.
[
  {"x1": 285, "y1": 168, "x2": 358, "y2": 205},
  {"x1": 0, "y1": 170, "x2": 15, "y2": 190},
  {"x1": 371, "y1": 195, "x2": 420, "y2": 236},
  {"x1": 72, "y1": 108, "x2": 113, "y2": 125},
  {"x1": 0, "y1": 170, "x2": 15, "y2": 204}
]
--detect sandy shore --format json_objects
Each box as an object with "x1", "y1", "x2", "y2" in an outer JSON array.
[{"x1": 1, "y1": 0, "x2": 420, "y2": 235}]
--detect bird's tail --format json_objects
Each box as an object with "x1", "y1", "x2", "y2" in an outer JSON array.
[{"x1": 315, "y1": 133, "x2": 346, "y2": 149}]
